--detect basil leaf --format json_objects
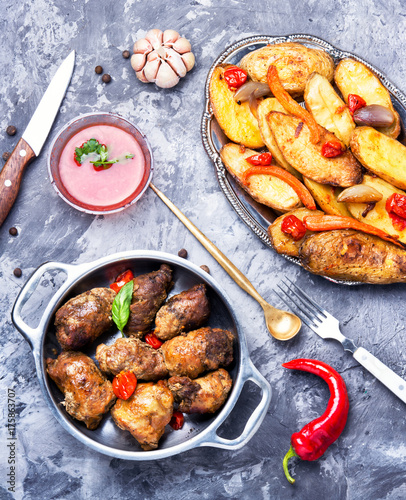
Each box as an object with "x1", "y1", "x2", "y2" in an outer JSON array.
[{"x1": 112, "y1": 280, "x2": 133, "y2": 333}]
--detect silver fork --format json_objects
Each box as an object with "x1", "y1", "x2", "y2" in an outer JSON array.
[{"x1": 276, "y1": 277, "x2": 406, "y2": 404}]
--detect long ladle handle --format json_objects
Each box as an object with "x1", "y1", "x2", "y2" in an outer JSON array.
[{"x1": 150, "y1": 183, "x2": 267, "y2": 307}]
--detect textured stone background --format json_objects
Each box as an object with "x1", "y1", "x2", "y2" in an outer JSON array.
[{"x1": 1, "y1": 0, "x2": 406, "y2": 499}]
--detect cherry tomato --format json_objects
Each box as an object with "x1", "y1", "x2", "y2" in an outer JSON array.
[
  {"x1": 169, "y1": 411, "x2": 184, "y2": 430},
  {"x1": 246, "y1": 152, "x2": 273, "y2": 166},
  {"x1": 386, "y1": 193, "x2": 406, "y2": 230},
  {"x1": 281, "y1": 215, "x2": 307, "y2": 241},
  {"x1": 112, "y1": 371, "x2": 137, "y2": 400},
  {"x1": 348, "y1": 94, "x2": 366, "y2": 116},
  {"x1": 110, "y1": 269, "x2": 134, "y2": 293},
  {"x1": 223, "y1": 66, "x2": 247, "y2": 90},
  {"x1": 321, "y1": 141, "x2": 345, "y2": 158},
  {"x1": 145, "y1": 332, "x2": 163, "y2": 349}
]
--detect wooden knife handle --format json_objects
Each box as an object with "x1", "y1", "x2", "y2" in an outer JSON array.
[{"x1": 0, "y1": 138, "x2": 36, "y2": 227}]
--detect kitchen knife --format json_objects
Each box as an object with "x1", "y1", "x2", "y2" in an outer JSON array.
[{"x1": 0, "y1": 50, "x2": 75, "y2": 227}]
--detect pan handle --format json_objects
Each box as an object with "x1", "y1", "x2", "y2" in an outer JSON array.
[
  {"x1": 196, "y1": 359, "x2": 271, "y2": 450},
  {"x1": 11, "y1": 261, "x2": 80, "y2": 352}
]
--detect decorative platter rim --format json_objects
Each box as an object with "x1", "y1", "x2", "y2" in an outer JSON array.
[{"x1": 200, "y1": 34, "x2": 406, "y2": 285}]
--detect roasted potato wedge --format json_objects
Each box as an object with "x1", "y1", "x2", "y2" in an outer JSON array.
[
  {"x1": 239, "y1": 42, "x2": 334, "y2": 97},
  {"x1": 303, "y1": 177, "x2": 351, "y2": 216},
  {"x1": 346, "y1": 175, "x2": 406, "y2": 244},
  {"x1": 267, "y1": 111, "x2": 362, "y2": 187},
  {"x1": 256, "y1": 98, "x2": 301, "y2": 178},
  {"x1": 334, "y1": 58, "x2": 400, "y2": 138},
  {"x1": 268, "y1": 207, "x2": 323, "y2": 257},
  {"x1": 304, "y1": 72, "x2": 355, "y2": 146},
  {"x1": 350, "y1": 127, "x2": 406, "y2": 190},
  {"x1": 209, "y1": 64, "x2": 264, "y2": 148},
  {"x1": 299, "y1": 229, "x2": 406, "y2": 284},
  {"x1": 220, "y1": 143, "x2": 302, "y2": 212}
]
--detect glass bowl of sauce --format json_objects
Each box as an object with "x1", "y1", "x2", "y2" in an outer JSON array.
[{"x1": 48, "y1": 113, "x2": 153, "y2": 214}]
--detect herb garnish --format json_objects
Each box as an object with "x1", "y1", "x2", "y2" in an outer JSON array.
[
  {"x1": 112, "y1": 280, "x2": 133, "y2": 336},
  {"x1": 74, "y1": 138, "x2": 134, "y2": 170}
]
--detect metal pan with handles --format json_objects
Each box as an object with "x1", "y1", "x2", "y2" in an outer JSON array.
[{"x1": 12, "y1": 250, "x2": 271, "y2": 460}]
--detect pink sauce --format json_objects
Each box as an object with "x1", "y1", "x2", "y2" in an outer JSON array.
[{"x1": 59, "y1": 125, "x2": 145, "y2": 207}]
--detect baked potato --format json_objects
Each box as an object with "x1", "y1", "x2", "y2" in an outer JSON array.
[
  {"x1": 304, "y1": 72, "x2": 355, "y2": 146},
  {"x1": 267, "y1": 111, "x2": 363, "y2": 187},
  {"x1": 334, "y1": 58, "x2": 400, "y2": 138},
  {"x1": 346, "y1": 175, "x2": 406, "y2": 243},
  {"x1": 302, "y1": 177, "x2": 352, "y2": 217},
  {"x1": 220, "y1": 143, "x2": 302, "y2": 212},
  {"x1": 256, "y1": 98, "x2": 301, "y2": 178},
  {"x1": 239, "y1": 42, "x2": 334, "y2": 97},
  {"x1": 209, "y1": 64, "x2": 264, "y2": 148},
  {"x1": 350, "y1": 126, "x2": 406, "y2": 190},
  {"x1": 299, "y1": 229, "x2": 406, "y2": 284},
  {"x1": 268, "y1": 207, "x2": 323, "y2": 257}
]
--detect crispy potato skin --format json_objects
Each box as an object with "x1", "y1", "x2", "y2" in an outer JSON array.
[
  {"x1": 220, "y1": 143, "x2": 302, "y2": 212},
  {"x1": 334, "y1": 58, "x2": 400, "y2": 138},
  {"x1": 346, "y1": 175, "x2": 406, "y2": 244},
  {"x1": 304, "y1": 72, "x2": 355, "y2": 146},
  {"x1": 239, "y1": 42, "x2": 334, "y2": 96},
  {"x1": 350, "y1": 127, "x2": 406, "y2": 190},
  {"x1": 299, "y1": 229, "x2": 406, "y2": 284},
  {"x1": 268, "y1": 207, "x2": 324, "y2": 257},
  {"x1": 267, "y1": 111, "x2": 363, "y2": 187},
  {"x1": 209, "y1": 64, "x2": 264, "y2": 148},
  {"x1": 303, "y1": 177, "x2": 351, "y2": 217}
]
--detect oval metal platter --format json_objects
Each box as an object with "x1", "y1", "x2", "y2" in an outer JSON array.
[{"x1": 201, "y1": 34, "x2": 406, "y2": 285}]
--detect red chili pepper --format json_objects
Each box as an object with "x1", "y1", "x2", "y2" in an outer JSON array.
[
  {"x1": 321, "y1": 141, "x2": 345, "y2": 158},
  {"x1": 169, "y1": 410, "x2": 184, "y2": 430},
  {"x1": 223, "y1": 66, "x2": 247, "y2": 90},
  {"x1": 282, "y1": 358, "x2": 349, "y2": 484},
  {"x1": 281, "y1": 215, "x2": 307, "y2": 241},
  {"x1": 110, "y1": 269, "x2": 134, "y2": 293},
  {"x1": 245, "y1": 152, "x2": 273, "y2": 166},
  {"x1": 145, "y1": 332, "x2": 163, "y2": 349},
  {"x1": 112, "y1": 371, "x2": 137, "y2": 400},
  {"x1": 348, "y1": 93, "x2": 366, "y2": 116}
]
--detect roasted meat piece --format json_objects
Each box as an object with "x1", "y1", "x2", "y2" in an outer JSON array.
[
  {"x1": 55, "y1": 287, "x2": 116, "y2": 350},
  {"x1": 111, "y1": 381, "x2": 174, "y2": 451},
  {"x1": 161, "y1": 327, "x2": 234, "y2": 378},
  {"x1": 46, "y1": 351, "x2": 116, "y2": 430},
  {"x1": 95, "y1": 337, "x2": 169, "y2": 380},
  {"x1": 168, "y1": 368, "x2": 232, "y2": 414},
  {"x1": 125, "y1": 265, "x2": 173, "y2": 338},
  {"x1": 154, "y1": 284, "x2": 210, "y2": 341}
]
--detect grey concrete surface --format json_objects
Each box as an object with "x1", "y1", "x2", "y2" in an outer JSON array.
[{"x1": 0, "y1": 0, "x2": 406, "y2": 499}]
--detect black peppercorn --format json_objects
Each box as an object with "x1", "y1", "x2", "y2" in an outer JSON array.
[
  {"x1": 13, "y1": 268, "x2": 22, "y2": 277},
  {"x1": 122, "y1": 50, "x2": 130, "y2": 59},
  {"x1": 6, "y1": 125, "x2": 16, "y2": 136},
  {"x1": 178, "y1": 248, "x2": 188, "y2": 259},
  {"x1": 9, "y1": 227, "x2": 18, "y2": 236},
  {"x1": 102, "y1": 74, "x2": 111, "y2": 83},
  {"x1": 200, "y1": 265, "x2": 210, "y2": 274},
  {"x1": 2, "y1": 151, "x2": 11, "y2": 161},
  {"x1": 95, "y1": 65, "x2": 103, "y2": 74}
]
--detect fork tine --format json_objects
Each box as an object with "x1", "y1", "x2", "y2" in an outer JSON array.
[
  {"x1": 279, "y1": 282, "x2": 324, "y2": 323},
  {"x1": 274, "y1": 287, "x2": 317, "y2": 330},
  {"x1": 283, "y1": 277, "x2": 329, "y2": 319}
]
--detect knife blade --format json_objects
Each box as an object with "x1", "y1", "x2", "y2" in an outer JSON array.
[{"x1": 0, "y1": 50, "x2": 75, "y2": 227}]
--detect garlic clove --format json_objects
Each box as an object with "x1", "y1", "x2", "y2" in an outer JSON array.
[
  {"x1": 163, "y1": 29, "x2": 180, "y2": 46},
  {"x1": 165, "y1": 48, "x2": 187, "y2": 78},
  {"x1": 147, "y1": 49, "x2": 160, "y2": 62},
  {"x1": 156, "y1": 46, "x2": 166, "y2": 59},
  {"x1": 155, "y1": 61, "x2": 180, "y2": 88},
  {"x1": 131, "y1": 53, "x2": 147, "y2": 72},
  {"x1": 181, "y1": 51, "x2": 195, "y2": 72},
  {"x1": 135, "y1": 69, "x2": 149, "y2": 83},
  {"x1": 145, "y1": 29, "x2": 163, "y2": 50},
  {"x1": 173, "y1": 37, "x2": 191, "y2": 54},
  {"x1": 337, "y1": 184, "x2": 383, "y2": 203},
  {"x1": 133, "y1": 38, "x2": 152, "y2": 55},
  {"x1": 143, "y1": 58, "x2": 161, "y2": 83}
]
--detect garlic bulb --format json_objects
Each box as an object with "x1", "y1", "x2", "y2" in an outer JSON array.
[{"x1": 131, "y1": 29, "x2": 195, "y2": 88}]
